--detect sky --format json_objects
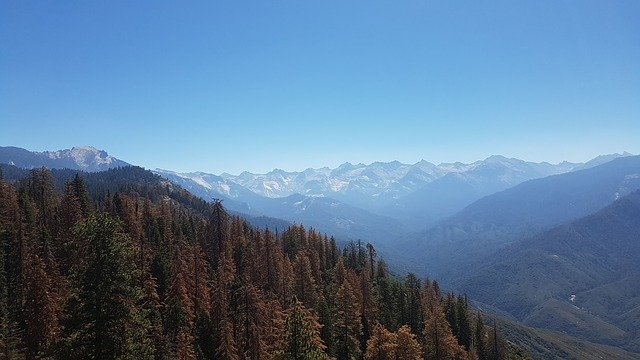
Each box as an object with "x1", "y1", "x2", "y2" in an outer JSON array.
[{"x1": 1, "y1": 1, "x2": 639, "y2": 174}]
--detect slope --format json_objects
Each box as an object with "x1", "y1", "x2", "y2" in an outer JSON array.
[
  {"x1": 398, "y1": 155, "x2": 640, "y2": 280},
  {"x1": 457, "y1": 190, "x2": 640, "y2": 352},
  {"x1": 0, "y1": 145, "x2": 129, "y2": 171}
]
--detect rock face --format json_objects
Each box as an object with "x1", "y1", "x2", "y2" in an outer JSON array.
[{"x1": 0, "y1": 146, "x2": 129, "y2": 171}]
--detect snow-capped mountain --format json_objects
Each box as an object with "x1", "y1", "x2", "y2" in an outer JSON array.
[
  {"x1": 218, "y1": 160, "x2": 452, "y2": 211},
  {"x1": 385, "y1": 155, "x2": 583, "y2": 228},
  {"x1": 0, "y1": 146, "x2": 129, "y2": 171},
  {"x1": 2, "y1": 145, "x2": 633, "y2": 240},
  {"x1": 163, "y1": 153, "x2": 633, "y2": 231},
  {"x1": 218, "y1": 156, "x2": 582, "y2": 211},
  {"x1": 153, "y1": 168, "x2": 407, "y2": 243}
]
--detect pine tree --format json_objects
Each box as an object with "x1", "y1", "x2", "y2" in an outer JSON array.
[
  {"x1": 0, "y1": 219, "x2": 25, "y2": 359},
  {"x1": 293, "y1": 253, "x2": 319, "y2": 310},
  {"x1": 70, "y1": 174, "x2": 90, "y2": 218},
  {"x1": 0, "y1": 180, "x2": 25, "y2": 359},
  {"x1": 279, "y1": 299, "x2": 328, "y2": 360},
  {"x1": 422, "y1": 282, "x2": 468, "y2": 360},
  {"x1": 175, "y1": 329, "x2": 196, "y2": 360},
  {"x1": 373, "y1": 261, "x2": 396, "y2": 330},
  {"x1": 359, "y1": 268, "x2": 377, "y2": 356},
  {"x1": 456, "y1": 295, "x2": 473, "y2": 352},
  {"x1": 473, "y1": 313, "x2": 487, "y2": 360},
  {"x1": 22, "y1": 249, "x2": 59, "y2": 358},
  {"x1": 403, "y1": 273, "x2": 423, "y2": 336},
  {"x1": 212, "y1": 253, "x2": 239, "y2": 360},
  {"x1": 393, "y1": 325, "x2": 421, "y2": 360},
  {"x1": 335, "y1": 279, "x2": 362, "y2": 360},
  {"x1": 364, "y1": 324, "x2": 396, "y2": 360},
  {"x1": 209, "y1": 200, "x2": 229, "y2": 267},
  {"x1": 487, "y1": 322, "x2": 506, "y2": 360},
  {"x1": 58, "y1": 179, "x2": 87, "y2": 274},
  {"x1": 61, "y1": 214, "x2": 154, "y2": 359},
  {"x1": 234, "y1": 282, "x2": 269, "y2": 360}
]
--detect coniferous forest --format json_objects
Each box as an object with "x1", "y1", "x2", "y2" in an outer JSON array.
[{"x1": 0, "y1": 166, "x2": 524, "y2": 359}]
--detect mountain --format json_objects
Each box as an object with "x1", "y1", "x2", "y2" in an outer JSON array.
[
  {"x1": 220, "y1": 160, "x2": 447, "y2": 211},
  {"x1": 217, "y1": 154, "x2": 632, "y2": 229},
  {"x1": 384, "y1": 155, "x2": 581, "y2": 228},
  {"x1": 0, "y1": 146, "x2": 129, "y2": 171},
  {"x1": 397, "y1": 155, "x2": 640, "y2": 280},
  {"x1": 456, "y1": 190, "x2": 640, "y2": 352},
  {"x1": 488, "y1": 312, "x2": 640, "y2": 360},
  {"x1": 153, "y1": 169, "x2": 406, "y2": 246},
  {"x1": 154, "y1": 169, "x2": 265, "y2": 214},
  {"x1": 0, "y1": 164, "x2": 530, "y2": 359}
]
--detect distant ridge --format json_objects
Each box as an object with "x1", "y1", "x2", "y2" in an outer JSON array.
[
  {"x1": 457, "y1": 189, "x2": 640, "y2": 352},
  {"x1": 0, "y1": 145, "x2": 129, "y2": 172},
  {"x1": 397, "y1": 154, "x2": 640, "y2": 280}
]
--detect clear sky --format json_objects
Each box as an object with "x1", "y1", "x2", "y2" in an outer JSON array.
[{"x1": 1, "y1": 1, "x2": 638, "y2": 174}]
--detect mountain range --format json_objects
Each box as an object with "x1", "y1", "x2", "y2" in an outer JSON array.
[
  {"x1": 457, "y1": 189, "x2": 640, "y2": 352},
  {"x1": 1, "y1": 145, "x2": 640, "y2": 357},
  {"x1": 397, "y1": 155, "x2": 640, "y2": 280},
  {"x1": 0, "y1": 146, "x2": 130, "y2": 172},
  {"x1": 154, "y1": 154, "x2": 632, "y2": 233}
]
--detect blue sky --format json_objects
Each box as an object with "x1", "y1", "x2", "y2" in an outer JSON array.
[{"x1": 1, "y1": 1, "x2": 638, "y2": 174}]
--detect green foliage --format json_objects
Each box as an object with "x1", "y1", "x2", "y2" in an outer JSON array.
[
  {"x1": 0, "y1": 223, "x2": 25, "y2": 359},
  {"x1": 61, "y1": 213, "x2": 154, "y2": 359},
  {"x1": 279, "y1": 300, "x2": 328, "y2": 360}
]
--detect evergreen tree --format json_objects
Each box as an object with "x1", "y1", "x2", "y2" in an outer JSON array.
[
  {"x1": 234, "y1": 282, "x2": 268, "y2": 360},
  {"x1": 364, "y1": 324, "x2": 396, "y2": 360},
  {"x1": 70, "y1": 174, "x2": 90, "y2": 218},
  {"x1": 61, "y1": 214, "x2": 154, "y2": 359},
  {"x1": 403, "y1": 274, "x2": 423, "y2": 336},
  {"x1": 474, "y1": 313, "x2": 487, "y2": 360},
  {"x1": 212, "y1": 253, "x2": 239, "y2": 360},
  {"x1": 22, "y1": 248, "x2": 59, "y2": 358},
  {"x1": 422, "y1": 282, "x2": 468, "y2": 360},
  {"x1": 456, "y1": 295, "x2": 473, "y2": 352},
  {"x1": 0, "y1": 218, "x2": 25, "y2": 359},
  {"x1": 393, "y1": 325, "x2": 421, "y2": 360},
  {"x1": 293, "y1": 253, "x2": 319, "y2": 310},
  {"x1": 279, "y1": 299, "x2": 328, "y2": 360},
  {"x1": 487, "y1": 322, "x2": 506, "y2": 360},
  {"x1": 335, "y1": 279, "x2": 362, "y2": 360}
]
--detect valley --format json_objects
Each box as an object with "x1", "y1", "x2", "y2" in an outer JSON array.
[{"x1": 1, "y1": 146, "x2": 639, "y2": 358}]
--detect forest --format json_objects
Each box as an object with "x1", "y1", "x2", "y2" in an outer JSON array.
[{"x1": 0, "y1": 166, "x2": 524, "y2": 359}]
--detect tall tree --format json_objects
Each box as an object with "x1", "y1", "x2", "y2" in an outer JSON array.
[
  {"x1": 293, "y1": 253, "x2": 319, "y2": 310},
  {"x1": 335, "y1": 278, "x2": 362, "y2": 360},
  {"x1": 0, "y1": 180, "x2": 24, "y2": 359},
  {"x1": 364, "y1": 324, "x2": 396, "y2": 360},
  {"x1": 403, "y1": 274, "x2": 423, "y2": 336},
  {"x1": 212, "y1": 252, "x2": 239, "y2": 360},
  {"x1": 422, "y1": 282, "x2": 468, "y2": 360},
  {"x1": 22, "y1": 248, "x2": 59, "y2": 358},
  {"x1": 234, "y1": 282, "x2": 268, "y2": 360},
  {"x1": 473, "y1": 313, "x2": 487, "y2": 360},
  {"x1": 61, "y1": 214, "x2": 154, "y2": 359},
  {"x1": 279, "y1": 299, "x2": 328, "y2": 360},
  {"x1": 487, "y1": 322, "x2": 506, "y2": 360},
  {"x1": 0, "y1": 214, "x2": 25, "y2": 358},
  {"x1": 393, "y1": 325, "x2": 421, "y2": 360}
]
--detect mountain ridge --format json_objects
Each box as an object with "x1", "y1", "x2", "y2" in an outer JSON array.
[
  {"x1": 396, "y1": 155, "x2": 640, "y2": 281},
  {"x1": 0, "y1": 145, "x2": 129, "y2": 171},
  {"x1": 454, "y1": 189, "x2": 640, "y2": 352}
]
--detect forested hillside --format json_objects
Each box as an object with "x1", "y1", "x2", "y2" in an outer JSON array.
[
  {"x1": 397, "y1": 155, "x2": 640, "y2": 280},
  {"x1": 0, "y1": 166, "x2": 520, "y2": 359},
  {"x1": 456, "y1": 190, "x2": 640, "y2": 352}
]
